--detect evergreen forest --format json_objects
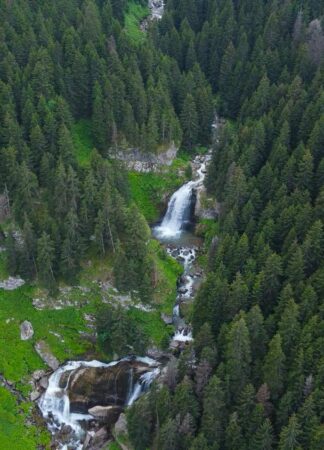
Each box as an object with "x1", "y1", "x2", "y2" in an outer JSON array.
[{"x1": 0, "y1": 0, "x2": 323, "y2": 449}]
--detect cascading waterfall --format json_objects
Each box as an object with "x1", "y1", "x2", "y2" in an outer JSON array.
[
  {"x1": 154, "y1": 181, "x2": 195, "y2": 238},
  {"x1": 154, "y1": 157, "x2": 210, "y2": 347},
  {"x1": 149, "y1": 0, "x2": 165, "y2": 20},
  {"x1": 39, "y1": 358, "x2": 159, "y2": 449},
  {"x1": 154, "y1": 163, "x2": 206, "y2": 239}
]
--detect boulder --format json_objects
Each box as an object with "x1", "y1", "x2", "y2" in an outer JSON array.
[
  {"x1": 146, "y1": 348, "x2": 170, "y2": 362},
  {"x1": 83, "y1": 432, "x2": 92, "y2": 449},
  {"x1": 0, "y1": 276, "x2": 25, "y2": 290},
  {"x1": 35, "y1": 340, "x2": 59, "y2": 370},
  {"x1": 91, "y1": 427, "x2": 109, "y2": 448},
  {"x1": 194, "y1": 185, "x2": 220, "y2": 220},
  {"x1": 30, "y1": 390, "x2": 41, "y2": 401},
  {"x1": 64, "y1": 360, "x2": 151, "y2": 414},
  {"x1": 39, "y1": 376, "x2": 49, "y2": 390},
  {"x1": 32, "y1": 369, "x2": 46, "y2": 381},
  {"x1": 114, "y1": 413, "x2": 128, "y2": 437},
  {"x1": 178, "y1": 287, "x2": 188, "y2": 295},
  {"x1": 111, "y1": 144, "x2": 178, "y2": 173},
  {"x1": 89, "y1": 405, "x2": 123, "y2": 424},
  {"x1": 20, "y1": 320, "x2": 34, "y2": 340},
  {"x1": 161, "y1": 313, "x2": 173, "y2": 325}
]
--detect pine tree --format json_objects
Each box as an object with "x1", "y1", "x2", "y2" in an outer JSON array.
[
  {"x1": 13, "y1": 162, "x2": 38, "y2": 224},
  {"x1": 278, "y1": 299, "x2": 301, "y2": 357},
  {"x1": 225, "y1": 317, "x2": 251, "y2": 397},
  {"x1": 251, "y1": 419, "x2": 274, "y2": 450},
  {"x1": 180, "y1": 94, "x2": 198, "y2": 151},
  {"x1": 303, "y1": 220, "x2": 323, "y2": 275},
  {"x1": 190, "y1": 434, "x2": 209, "y2": 450},
  {"x1": 263, "y1": 333, "x2": 286, "y2": 400},
  {"x1": 173, "y1": 376, "x2": 199, "y2": 424},
  {"x1": 225, "y1": 412, "x2": 246, "y2": 450},
  {"x1": 30, "y1": 124, "x2": 46, "y2": 172},
  {"x1": 158, "y1": 418, "x2": 179, "y2": 450},
  {"x1": 57, "y1": 123, "x2": 75, "y2": 167},
  {"x1": 37, "y1": 232, "x2": 56, "y2": 292},
  {"x1": 278, "y1": 414, "x2": 302, "y2": 450},
  {"x1": 19, "y1": 216, "x2": 36, "y2": 280},
  {"x1": 127, "y1": 397, "x2": 152, "y2": 450},
  {"x1": 201, "y1": 375, "x2": 226, "y2": 448}
]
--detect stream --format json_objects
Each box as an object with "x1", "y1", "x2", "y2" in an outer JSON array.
[
  {"x1": 153, "y1": 155, "x2": 210, "y2": 346},
  {"x1": 38, "y1": 151, "x2": 210, "y2": 449}
]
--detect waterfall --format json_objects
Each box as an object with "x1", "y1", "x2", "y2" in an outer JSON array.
[
  {"x1": 173, "y1": 329, "x2": 193, "y2": 342},
  {"x1": 127, "y1": 368, "x2": 160, "y2": 406},
  {"x1": 39, "y1": 357, "x2": 160, "y2": 448},
  {"x1": 39, "y1": 152, "x2": 211, "y2": 449},
  {"x1": 149, "y1": 0, "x2": 165, "y2": 19},
  {"x1": 154, "y1": 181, "x2": 195, "y2": 238},
  {"x1": 154, "y1": 156, "x2": 210, "y2": 349},
  {"x1": 154, "y1": 163, "x2": 206, "y2": 239},
  {"x1": 39, "y1": 360, "x2": 112, "y2": 446},
  {"x1": 126, "y1": 368, "x2": 134, "y2": 404}
]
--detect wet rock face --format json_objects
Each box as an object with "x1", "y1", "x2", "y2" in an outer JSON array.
[{"x1": 61, "y1": 360, "x2": 149, "y2": 414}]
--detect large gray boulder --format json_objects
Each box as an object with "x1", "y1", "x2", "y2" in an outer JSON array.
[
  {"x1": 35, "y1": 340, "x2": 59, "y2": 370},
  {"x1": 114, "y1": 412, "x2": 128, "y2": 436},
  {"x1": 20, "y1": 320, "x2": 34, "y2": 340}
]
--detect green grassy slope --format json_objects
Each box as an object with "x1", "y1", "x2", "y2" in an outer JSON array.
[
  {"x1": 124, "y1": 1, "x2": 149, "y2": 43},
  {"x1": 72, "y1": 119, "x2": 93, "y2": 167},
  {"x1": 128, "y1": 157, "x2": 190, "y2": 222},
  {"x1": 0, "y1": 387, "x2": 50, "y2": 449}
]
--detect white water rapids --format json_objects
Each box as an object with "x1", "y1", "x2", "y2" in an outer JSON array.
[{"x1": 149, "y1": 0, "x2": 165, "y2": 20}]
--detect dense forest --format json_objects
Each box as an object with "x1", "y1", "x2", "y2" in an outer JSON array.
[
  {"x1": 126, "y1": 0, "x2": 324, "y2": 449},
  {"x1": 0, "y1": 0, "x2": 324, "y2": 448},
  {"x1": 0, "y1": 0, "x2": 212, "y2": 298}
]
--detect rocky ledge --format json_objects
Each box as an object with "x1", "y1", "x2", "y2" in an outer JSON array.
[
  {"x1": 111, "y1": 144, "x2": 177, "y2": 173},
  {"x1": 60, "y1": 360, "x2": 151, "y2": 413}
]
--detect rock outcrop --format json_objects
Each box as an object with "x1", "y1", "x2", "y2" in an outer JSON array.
[
  {"x1": 111, "y1": 144, "x2": 177, "y2": 173},
  {"x1": 0, "y1": 276, "x2": 25, "y2": 290},
  {"x1": 194, "y1": 184, "x2": 220, "y2": 219},
  {"x1": 59, "y1": 360, "x2": 156, "y2": 414}
]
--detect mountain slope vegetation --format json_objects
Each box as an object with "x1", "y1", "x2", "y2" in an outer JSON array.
[
  {"x1": 0, "y1": 0, "x2": 323, "y2": 448},
  {"x1": 126, "y1": 1, "x2": 324, "y2": 449}
]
